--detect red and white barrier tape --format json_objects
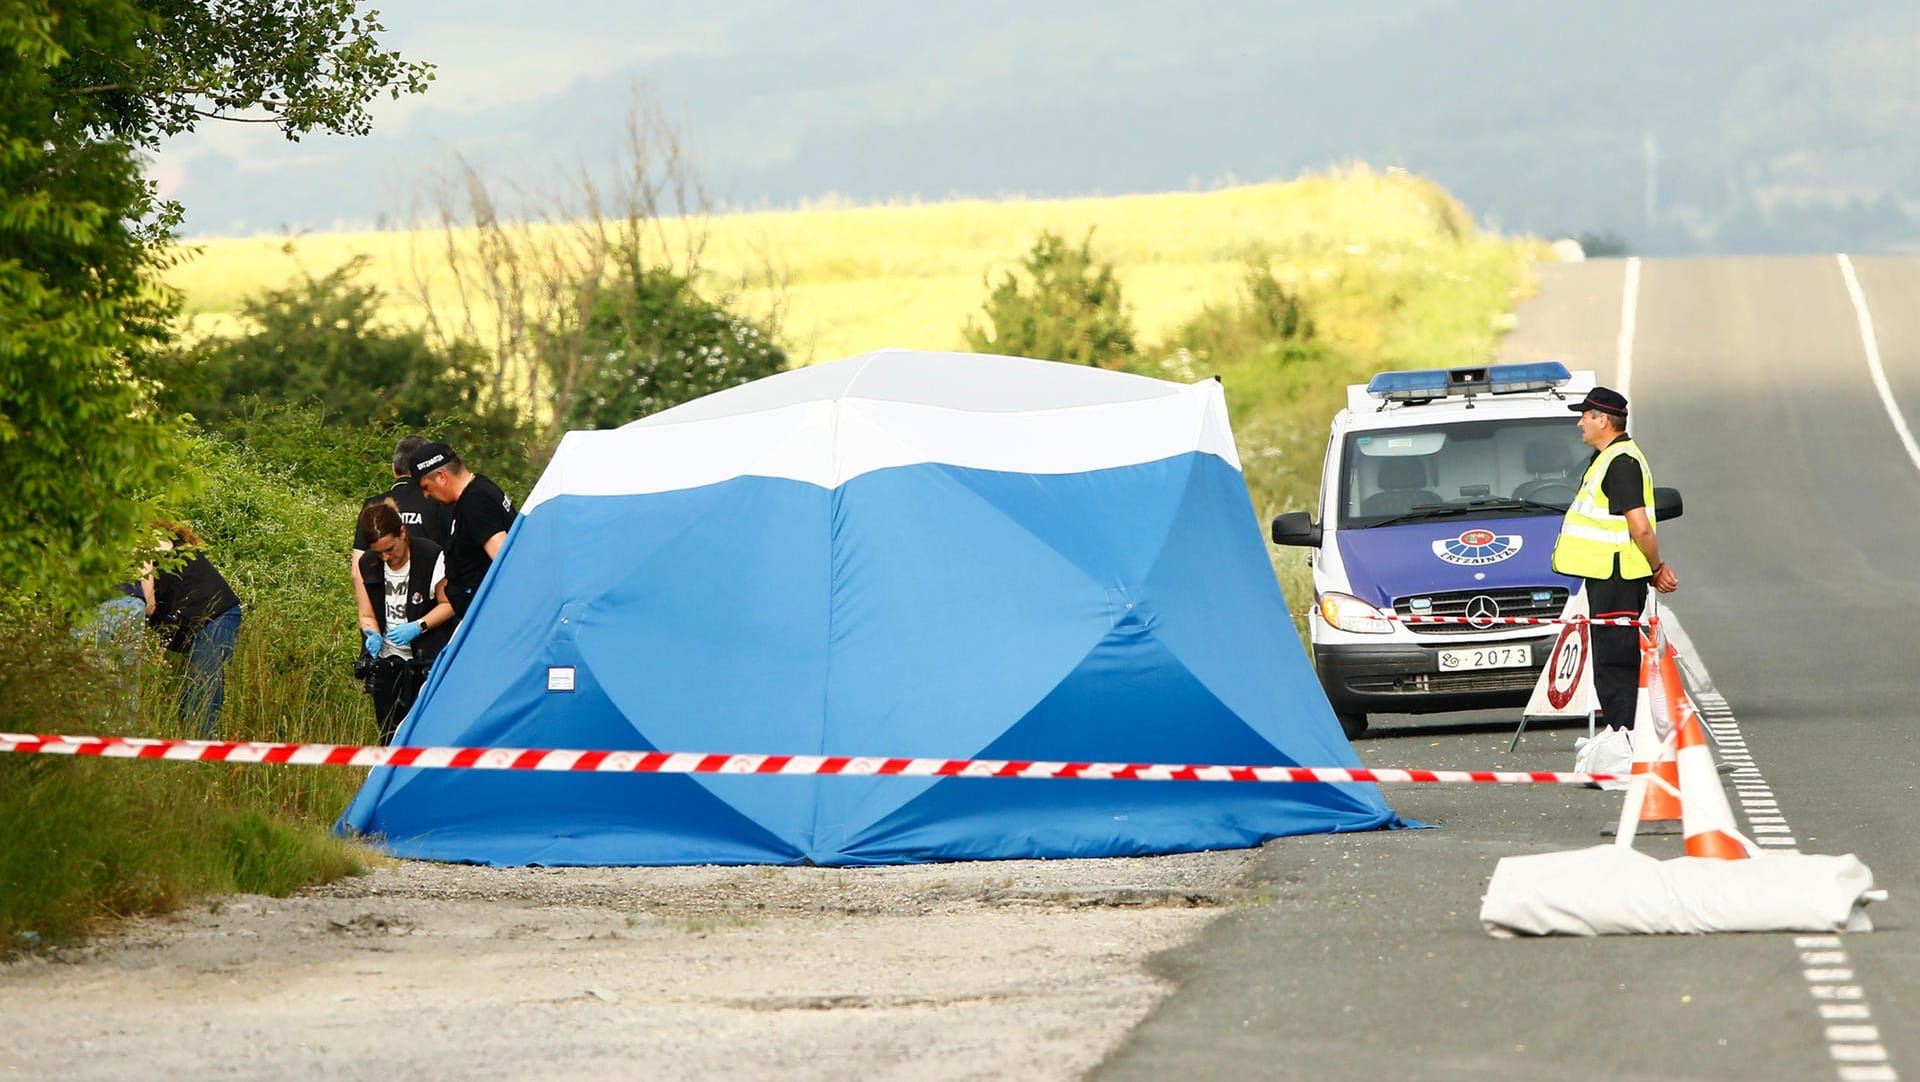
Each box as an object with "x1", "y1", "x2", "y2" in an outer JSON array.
[
  {"x1": 1292, "y1": 612, "x2": 1650, "y2": 627},
  {"x1": 0, "y1": 733, "x2": 1618, "y2": 785}
]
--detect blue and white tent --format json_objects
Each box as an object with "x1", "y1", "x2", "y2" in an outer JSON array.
[{"x1": 338, "y1": 349, "x2": 1402, "y2": 865}]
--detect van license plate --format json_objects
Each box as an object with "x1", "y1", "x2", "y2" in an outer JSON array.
[{"x1": 1437, "y1": 645, "x2": 1534, "y2": 671}]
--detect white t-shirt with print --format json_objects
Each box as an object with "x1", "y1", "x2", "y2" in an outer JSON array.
[{"x1": 378, "y1": 553, "x2": 446, "y2": 660}]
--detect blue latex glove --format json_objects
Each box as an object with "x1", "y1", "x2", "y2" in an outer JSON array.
[
  {"x1": 386, "y1": 619, "x2": 426, "y2": 647},
  {"x1": 363, "y1": 629, "x2": 384, "y2": 656}
]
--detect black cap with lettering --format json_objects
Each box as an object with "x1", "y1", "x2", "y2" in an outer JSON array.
[{"x1": 409, "y1": 441, "x2": 455, "y2": 482}]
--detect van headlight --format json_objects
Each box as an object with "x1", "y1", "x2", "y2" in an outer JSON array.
[{"x1": 1318, "y1": 592, "x2": 1395, "y2": 634}]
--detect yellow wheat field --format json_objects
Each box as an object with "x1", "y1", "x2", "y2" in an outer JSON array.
[
  {"x1": 169, "y1": 164, "x2": 1536, "y2": 366},
  {"x1": 167, "y1": 166, "x2": 1550, "y2": 623}
]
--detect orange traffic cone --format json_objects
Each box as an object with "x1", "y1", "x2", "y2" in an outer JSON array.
[
  {"x1": 1672, "y1": 681, "x2": 1750, "y2": 860},
  {"x1": 1626, "y1": 631, "x2": 1683, "y2": 825},
  {"x1": 1653, "y1": 631, "x2": 1706, "y2": 743}
]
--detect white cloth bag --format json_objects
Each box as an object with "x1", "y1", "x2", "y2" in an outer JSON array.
[{"x1": 1481, "y1": 845, "x2": 1880, "y2": 937}]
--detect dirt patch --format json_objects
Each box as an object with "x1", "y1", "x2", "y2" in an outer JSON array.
[{"x1": 0, "y1": 849, "x2": 1256, "y2": 1081}]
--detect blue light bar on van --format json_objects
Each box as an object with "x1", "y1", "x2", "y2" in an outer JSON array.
[
  {"x1": 1366, "y1": 361, "x2": 1571, "y2": 402},
  {"x1": 1484, "y1": 361, "x2": 1572, "y2": 394},
  {"x1": 1365, "y1": 369, "x2": 1450, "y2": 401}
]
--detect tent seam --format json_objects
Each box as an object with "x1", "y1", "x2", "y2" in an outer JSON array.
[{"x1": 807, "y1": 395, "x2": 846, "y2": 862}]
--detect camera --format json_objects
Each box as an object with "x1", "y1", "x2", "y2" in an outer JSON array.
[
  {"x1": 351, "y1": 652, "x2": 425, "y2": 694},
  {"x1": 351, "y1": 652, "x2": 381, "y2": 694}
]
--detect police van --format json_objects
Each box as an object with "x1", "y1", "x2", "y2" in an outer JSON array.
[{"x1": 1269, "y1": 362, "x2": 1681, "y2": 739}]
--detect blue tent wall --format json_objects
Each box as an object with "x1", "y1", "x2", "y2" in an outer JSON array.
[{"x1": 338, "y1": 451, "x2": 1402, "y2": 865}]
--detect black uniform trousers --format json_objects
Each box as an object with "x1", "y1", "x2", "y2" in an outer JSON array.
[
  {"x1": 1586, "y1": 568, "x2": 1651, "y2": 731},
  {"x1": 367, "y1": 657, "x2": 427, "y2": 745}
]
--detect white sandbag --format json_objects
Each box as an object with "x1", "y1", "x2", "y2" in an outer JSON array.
[{"x1": 1480, "y1": 844, "x2": 1880, "y2": 937}]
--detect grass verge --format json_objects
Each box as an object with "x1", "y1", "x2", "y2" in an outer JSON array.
[{"x1": 0, "y1": 433, "x2": 374, "y2": 952}]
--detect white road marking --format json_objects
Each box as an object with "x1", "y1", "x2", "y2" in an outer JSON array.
[
  {"x1": 1661, "y1": 612, "x2": 1717, "y2": 695},
  {"x1": 1616, "y1": 256, "x2": 1640, "y2": 399},
  {"x1": 1667, "y1": 612, "x2": 1896, "y2": 1081},
  {"x1": 1837, "y1": 254, "x2": 1920, "y2": 475},
  {"x1": 1626, "y1": 264, "x2": 1895, "y2": 1079}
]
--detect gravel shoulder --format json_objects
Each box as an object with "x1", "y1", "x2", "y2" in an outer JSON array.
[{"x1": 0, "y1": 848, "x2": 1257, "y2": 1081}]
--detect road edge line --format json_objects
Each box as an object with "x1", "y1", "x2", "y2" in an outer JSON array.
[{"x1": 1837, "y1": 253, "x2": 1920, "y2": 475}]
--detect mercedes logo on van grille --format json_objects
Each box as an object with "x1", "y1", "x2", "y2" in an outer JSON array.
[{"x1": 1464, "y1": 595, "x2": 1500, "y2": 629}]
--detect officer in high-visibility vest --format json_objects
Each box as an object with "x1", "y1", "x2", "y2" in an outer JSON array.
[{"x1": 1552, "y1": 386, "x2": 1679, "y2": 737}]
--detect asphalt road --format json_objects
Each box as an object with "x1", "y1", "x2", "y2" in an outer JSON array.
[{"x1": 1097, "y1": 256, "x2": 1918, "y2": 1081}]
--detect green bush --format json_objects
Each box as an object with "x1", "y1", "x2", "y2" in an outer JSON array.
[
  {"x1": 177, "y1": 401, "x2": 541, "y2": 510},
  {"x1": 1162, "y1": 261, "x2": 1317, "y2": 363},
  {"x1": 964, "y1": 229, "x2": 1137, "y2": 367},
  {"x1": 552, "y1": 265, "x2": 788, "y2": 431},
  {"x1": 183, "y1": 404, "x2": 416, "y2": 504},
  {"x1": 160, "y1": 260, "x2": 541, "y2": 496},
  {"x1": 166, "y1": 258, "x2": 487, "y2": 428}
]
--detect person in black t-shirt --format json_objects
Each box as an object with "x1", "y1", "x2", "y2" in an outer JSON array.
[
  {"x1": 350, "y1": 435, "x2": 453, "y2": 605},
  {"x1": 140, "y1": 520, "x2": 244, "y2": 737},
  {"x1": 409, "y1": 441, "x2": 517, "y2": 619},
  {"x1": 1556, "y1": 387, "x2": 1679, "y2": 737}
]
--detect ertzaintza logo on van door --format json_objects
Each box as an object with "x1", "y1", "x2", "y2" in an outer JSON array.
[{"x1": 1431, "y1": 528, "x2": 1523, "y2": 566}]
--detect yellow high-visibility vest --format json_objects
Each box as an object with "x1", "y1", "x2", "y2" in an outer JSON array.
[{"x1": 1551, "y1": 437, "x2": 1656, "y2": 580}]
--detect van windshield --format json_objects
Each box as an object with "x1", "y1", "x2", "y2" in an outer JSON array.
[{"x1": 1338, "y1": 418, "x2": 1589, "y2": 528}]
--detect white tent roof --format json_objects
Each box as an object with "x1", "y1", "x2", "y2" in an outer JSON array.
[
  {"x1": 524, "y1": 349, "x2": 1239, "y2": 514},
  {"x1": 628, "y1": 348, "x2": 1197, "y2": 423}
]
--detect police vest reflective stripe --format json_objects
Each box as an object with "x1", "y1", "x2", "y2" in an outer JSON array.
[{"x1": 1551, "y1": 437, "x2": 1657, "y2": 579}]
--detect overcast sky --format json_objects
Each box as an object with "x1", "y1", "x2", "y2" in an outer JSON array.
[
  {"x1": 146, "y1": 0, "x2": 1487, "y2": 233},
  {"x1": 150, "y1": 1, "x2": 1920, "y2": 254}
]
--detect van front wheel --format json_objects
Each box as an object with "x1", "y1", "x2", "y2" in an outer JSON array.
[{"x1": 1336, "y1": 711, "x2": 1369, "y2": 740}]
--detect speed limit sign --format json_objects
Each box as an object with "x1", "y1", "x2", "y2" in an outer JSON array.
[{"x1": 1544, "y1": 619, "x2": 1590, "y2": 711}]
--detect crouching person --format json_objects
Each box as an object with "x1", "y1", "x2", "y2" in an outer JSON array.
[
  {"x1": 354, "y1": 500, "x2": 456, "y2": 744},
  {"x1": 142, "y1": 521, "x2": 243, "y2": 738}
]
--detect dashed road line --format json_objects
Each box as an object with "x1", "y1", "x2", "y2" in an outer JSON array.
[
  {"x1": 1806, "y1": 254, "x2": 1908, "y2": 1081},
  {"x1": 1690, "y1": 678, "x2": 1895, "y2": 1079}
]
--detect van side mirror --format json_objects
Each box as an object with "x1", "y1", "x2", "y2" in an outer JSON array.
[
  {"x1": 1654, "y1": 486, "x2": 1683, "y2": 521},
  {"x1": 1270, "y1": 511, "x2": 1322, "y2": 547}
]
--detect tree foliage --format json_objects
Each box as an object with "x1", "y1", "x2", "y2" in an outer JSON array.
[
  {"x1": 963, "y1": 229, "x2": 1136, "y2": 367},
  {"x1": 3, "y1": 4, "x2": 189, "y2": 616},
  {"x1": 555, "y1": 265, "x2": 787, "y2": 431},
  {"x1": 170, "y1": 259, "x2": 495, "y2": 428},
  {"x1": 50, "y1": 1, "x2": 432, "y2": 149},
  {"x1": 163, "y1": 261, "x2": 538, "y2": 496},
  {"x1": 0, "y1": 2, "x2": 431, "y2": 617}
]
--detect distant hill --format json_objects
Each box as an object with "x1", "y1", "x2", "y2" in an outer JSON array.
[{"x1": 158, "y1": 0, "x2": 1920, "y2": 255}]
